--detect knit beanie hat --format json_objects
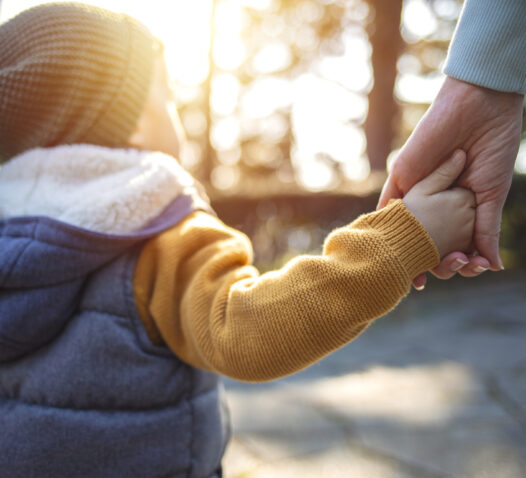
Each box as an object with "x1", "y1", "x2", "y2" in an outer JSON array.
[{"x1": 0, "y1": 2, "x2": 157, "y2": 162}]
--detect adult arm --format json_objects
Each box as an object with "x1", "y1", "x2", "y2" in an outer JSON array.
[{"x1": 379, "y1": 0, "x2": 525, "y2": 284}]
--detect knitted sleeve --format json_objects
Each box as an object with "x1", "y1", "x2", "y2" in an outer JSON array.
[
  {"x1": 133, "y1": 199, "x2": 439, "y2": 382},
  {"x1": 444, "y1": 0, "x2": 526, "y2": 93}
]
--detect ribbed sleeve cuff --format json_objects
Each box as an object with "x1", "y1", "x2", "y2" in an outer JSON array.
[
  {"x1": 444, "y1": 0, "x2": 526, "y2": 94},
  {"x1": 367, "y1": 200, "x2": 440, "y2": 279}
]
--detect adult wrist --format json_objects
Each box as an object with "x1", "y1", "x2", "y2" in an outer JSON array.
[{"x1": 437, "y1": 77, "x2": 524, "y2": 136}]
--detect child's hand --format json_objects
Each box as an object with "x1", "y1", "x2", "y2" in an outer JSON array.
[{"x1": 403, "y1": 150, "x2": 475, "y2": 258}]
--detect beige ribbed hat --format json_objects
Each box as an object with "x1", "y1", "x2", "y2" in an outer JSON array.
[{"x1": 0, "y1": 2, "x2": 157, "y2": 162}]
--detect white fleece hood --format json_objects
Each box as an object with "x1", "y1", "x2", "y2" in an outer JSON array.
[{"x1": 0, "y1": 144, "x2": 209, "y2": 234}]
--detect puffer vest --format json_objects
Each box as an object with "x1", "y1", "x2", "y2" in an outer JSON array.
[{"x1": 0, "y1": 194, "x2": 230, "y2": 478}]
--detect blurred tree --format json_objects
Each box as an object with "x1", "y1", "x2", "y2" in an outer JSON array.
[
  {"x1": 364, "y1": 0, "x2": 403, "y2": 171},
  {"x1": 177, "y1": 0, "x2": 463, "y2": 196}
]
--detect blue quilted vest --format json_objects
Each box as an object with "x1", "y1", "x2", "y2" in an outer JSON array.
[{"x1": 0, "y1": 194, "x2": 230, "y2": 478}]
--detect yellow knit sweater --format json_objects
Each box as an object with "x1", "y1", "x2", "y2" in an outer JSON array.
[{"x1": 133, "y1": 199, "x2": 439, "y2": 382}]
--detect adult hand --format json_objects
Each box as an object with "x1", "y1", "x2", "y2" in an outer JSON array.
[{"x1": 379, "y1": 76, "x2": 523, "y2": 287}]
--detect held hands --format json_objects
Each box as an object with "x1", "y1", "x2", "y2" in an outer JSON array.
[
  {"x1": 379, "y1": 77, "x2": 523, "y2": 286},
  {"x1": 403, "y1": 151, "x2": 475, "y2": 259}
]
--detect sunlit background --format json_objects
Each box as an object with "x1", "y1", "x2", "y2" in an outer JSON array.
[
  {"x1": 0, "y1": 0, "x2": 465, "y2": 192},
  {"x1": 1, "y1": 0, "x2": 526, "y2": 267},
  {"x1": 2, "y1": 3, "x2": 526, "y2": 477}
]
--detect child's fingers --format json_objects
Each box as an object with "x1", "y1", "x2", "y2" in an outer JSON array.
[
  {"x1": 449, "y1": 186, "x2": 476, "y2": 209},
  {"x1": 413, "y1": 150, "x2": 466, "y2": 195}
]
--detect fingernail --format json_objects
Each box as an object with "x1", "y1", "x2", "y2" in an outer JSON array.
[
  {"x1": 452, "y1": 258, "x2": 469, "y2": 272},
  {"x1": 414, "y1": 284, "x2": 425, "y2": 291},
  {"x1": 473, "y1": 266, "x2": 488, "y2": 274}
]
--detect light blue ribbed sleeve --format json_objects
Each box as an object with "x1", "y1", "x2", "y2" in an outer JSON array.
[{"x1": 444, "y1": 0, "x2": 526, "y2": 94}]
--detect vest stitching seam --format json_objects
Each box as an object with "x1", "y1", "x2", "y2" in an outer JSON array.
[
  {"x1": 121, "y1": 248, "x2": 178, "y2": 359},
  {"x1": 186, "y1": 369, "x2": 196, "y2": 478},
  {"x1": 0, "y1": 227, "x2": 35, "y2": 287},
  {"x1": 0, "y1": 388, "x2": 218, "y2": 412},
  {"x1": 118, "y1": 248, "x2": 196, "y2": 476},
  {"x1": 1, "y1": 230, "x2": 137, "y2": 253},
  {"x1": 77, "y1": 307, "x2": 126, "y2": 319}
]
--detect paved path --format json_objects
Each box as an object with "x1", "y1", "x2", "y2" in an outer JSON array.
[{"x1": 222, "y1": 271, "x2": 526, "y2": 478}]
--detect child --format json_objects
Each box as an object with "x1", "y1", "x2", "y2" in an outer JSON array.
[{"x1": 0, "y1": 3, "x2": 475, "y2": 478}]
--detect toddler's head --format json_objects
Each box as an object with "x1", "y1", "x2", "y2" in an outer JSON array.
[{"x1": 0, "y1": 2, "x2": 175, "y2": 162}]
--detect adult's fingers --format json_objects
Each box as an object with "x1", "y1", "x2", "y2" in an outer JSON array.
[
  {"x1": 429, "y1": 254, "x2": 490, "y2": 279},
  {"x1": 456, "y1": 255, "x2": 491, "y2": 277},
  {"x1": 377, "y1": 175, "x2": 402, "y2": 210},
  {"x1": 412, "y1": 252, "x2": 490, "y2": 291},
  {"x1": 472, "y1": 200, "x2": 505, "y2": 271},
  {"x1": 384, "y1": 78, "x2": 471, "y2": 195},
  {"x1": 429, "y1": 252, "x2": 471, "y2": 280}
]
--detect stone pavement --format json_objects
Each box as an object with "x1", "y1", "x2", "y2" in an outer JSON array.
[{"x1": 221, "y1": 271, "x2": 526, "y2": 478}]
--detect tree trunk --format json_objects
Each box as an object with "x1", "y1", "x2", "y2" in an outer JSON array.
[
  {"x1": 201, "y1": 0, "x2": 217, "y2": 186},
  {"x1": 364, "y1": 0, "x2": 403, "y2": 171}
]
